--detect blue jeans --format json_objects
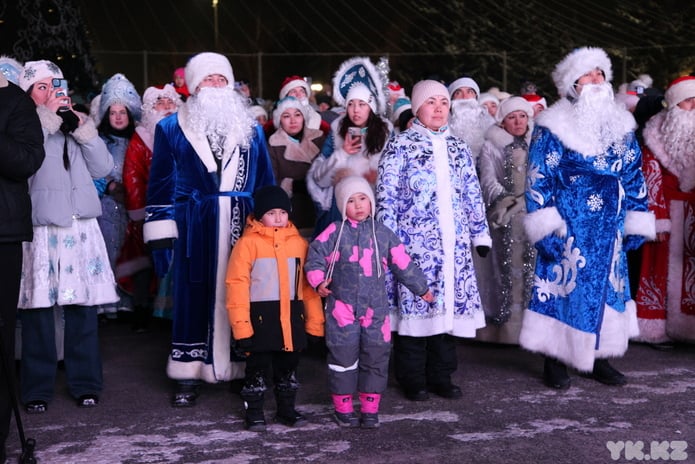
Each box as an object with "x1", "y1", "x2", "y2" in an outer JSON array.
[{"x1": 20, "y1": 305, "x2": 102, "y2": 404}]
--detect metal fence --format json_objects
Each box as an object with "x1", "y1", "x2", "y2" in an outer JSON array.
[{"x1": 90, "y1": 46, "x2": 695, "y2": 102}]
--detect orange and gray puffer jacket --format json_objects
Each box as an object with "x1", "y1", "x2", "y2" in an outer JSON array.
[{"x1": 225, "y1": 216, "x2": 324, "y2": 352}]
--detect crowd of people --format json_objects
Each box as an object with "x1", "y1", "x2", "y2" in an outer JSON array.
[{"x1": 1, "y1": 44, "x2": 694, "y2": 459}]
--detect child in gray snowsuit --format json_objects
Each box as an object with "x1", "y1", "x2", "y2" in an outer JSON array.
[{"x1": 305, "y1": 176, "x2": 434, "y2": 429}]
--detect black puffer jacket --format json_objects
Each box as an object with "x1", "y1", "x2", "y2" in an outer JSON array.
[{"x1": 0, "y1": 78, "x2": 45, "y2": 243}]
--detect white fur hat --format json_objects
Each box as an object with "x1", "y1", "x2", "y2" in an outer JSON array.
[
  {"x1": 334, "y1": 175, "x2": 375, "y2": 220},
  {"x1": 448, "y1": 77, "x2": 480, "y2": 100},
  {"x1": 478, "y1": 92, "x2": 499, "y2": 106},
  {"x1": 185, "y1": 52, "x2": 234, "y2": 92},
  {"x1": 665, "y1": 76, "x2": 695, "y2": 107},
  {"x1": 521, "y1": 94, "x2": 547, "y2": 111},
  {"x1": 411, "y1": 79, "x2": 449, "y2": 116},
  {"x1": 628, "y1": 74, "x2": 653, "y2": 95},
  {"x1": 346, "y1": 83, "x2": 377, "y2": 114},
  {"x1": 142, "y1": 84, "x2": 182, "y2": 110},
  {"x1": 0, "y1": 56, "x2": 23, "y2": 85},
  {"x1": 272, "y1": 96, "x2": 308, "y2": 129},
  {"x1": 19, "y1": 60, "x2": 63, "y2": 92},
  {"x1": 278, "y1": 75, "x2": 310, "y2": 100},
  {"x1": 496, "y1": 96, "x2": 534, "y2": 123},
  {"x1": 551, "y1": 47, "x2": 613, "y2": 98},
  {"x1": 98, "y1": 73, "x2": 142, "y2": 123},
  {"x1": 249, "y1": 105, "x2": 268, "y2": 121}
]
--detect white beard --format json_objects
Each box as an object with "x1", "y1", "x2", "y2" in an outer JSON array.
[
  {"x1": 449, "y1": 99, "x2": 493, "y2": 156},
  {"x1": 660, "y1": 106, "x2": 695, "y2": 171},
  {"x1": 574, "y1": 83, "x2": 627, "y2": 149},
  {"x1": 186, "y1": 86, "x2": 255, "y2": 148},
  {"x1": 141, "y1": 108, "x2": 173, "y2": 133}
]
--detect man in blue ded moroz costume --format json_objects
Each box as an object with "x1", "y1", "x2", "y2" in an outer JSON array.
[
  {"x1": 144, "y1": 52, "x2": 275, "y2": 406},
  {"x1": 519, "y1": 47, "x2": 655, "y2": 389}
]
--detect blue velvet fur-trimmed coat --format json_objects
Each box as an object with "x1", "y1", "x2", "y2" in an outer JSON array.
[
  {"x1": 144, "y1": 106, "x2": 275, "y2": 383},
  {"x1": 519, "y1": 98, "x2": 655, "y2": 372}
]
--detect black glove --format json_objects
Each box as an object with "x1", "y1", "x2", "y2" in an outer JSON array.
[
  {"x1": 57, "y1": 109, "x2": 80, "y2": 134},
  {"x1": 236, "y1": 338, "x2": 253, "y2": 350},
  {"x1": 476, "y1": 245, "x2": 490, "y2": 258}
]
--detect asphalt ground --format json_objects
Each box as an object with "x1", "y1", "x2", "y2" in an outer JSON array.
[{"x1": 5, "y1": 317, "x2": 695, "y2": 464}]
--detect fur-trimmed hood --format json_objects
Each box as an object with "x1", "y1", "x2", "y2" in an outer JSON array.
[{"x1": 535, "y1": 98, "x2": 636, "y2": 156}]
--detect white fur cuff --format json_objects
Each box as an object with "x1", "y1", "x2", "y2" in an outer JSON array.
[
  {"x1": 625, "y1": 210, "x2": 656, "y2": 240},
  {"x1": 143, "y1": 219, "x2": 179, "y2": 242},
  {"x1": 523, "y1": 207, "x2": 567, "y2": 244},
  {"x1": 71, "y1": 116, "x2": 98, "y2": 145}
]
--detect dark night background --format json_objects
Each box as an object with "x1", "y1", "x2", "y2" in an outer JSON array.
[{"x1": 1, "y1": 0, "x2": 694, "y2": 102}]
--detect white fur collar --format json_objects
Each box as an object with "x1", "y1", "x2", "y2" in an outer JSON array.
[
  {"x1": 135, "y1": 125, "x2": 155, "y2": 151},
  {"x1": 535, "y1": 98, "x2": 636, "y2": 156},
  {"x1": 484, "y1": 122, "x2": 533, "y2": 151}
]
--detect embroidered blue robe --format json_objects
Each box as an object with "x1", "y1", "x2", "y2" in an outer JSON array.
[
  {"x1": 144, "y1": 109, "x2": 274, "y2": 382},
  {"x1": 520, "y1": 104, "x2": 654, "y2": 371}
]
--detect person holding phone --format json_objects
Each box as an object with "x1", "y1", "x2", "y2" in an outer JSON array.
[
  {"x1": 306, "y1": 57, "x2": 392, "y2": 237},
  {"x1": 17, "y1": 60, "x2": 118, "y2": 413}
]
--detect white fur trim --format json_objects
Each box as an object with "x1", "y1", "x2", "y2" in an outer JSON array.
[
  {"x1": 520, "y1": 302, "x2": 636, "y2": 372},
  {"x1": 535, "y1": 98, "x2": 636, "y2": 157},
  {"x1": 655, "y1": 218, "x2": 672, "y2": 234},
  {"x1": 519, "y1": 309, "x2": 597, "y2": 372},
  {"x1": 279, "y1": 77, "x2": 310, "y2": 100},
  {"x1": 71, "y1": 115, "x2": 98, "y2": 145},
  {"x1": 36, "y1": 105, "x2": 62, "y2": 135},
  {"x1": 496, "y1": 96, "x2": 534, "y2": 123},
  {"x1": 447, "y1": 77, "x2": 480, "y2": 99},
  {"x1": 663, "y1": 202, "x2": 695, "y2": 342},
  {"x1": 185, "y1": 52, "x2": 234, "y2": 93},
  {"x1": 135, "y1": 125, "x2": 155, "y2": 151},
  {"x1": 167, "y1": 358, "x2": 244, "y2": 383},
  {"x1": 634, "y1": 317, "x2": 670, "y2": 344},
  {"x1": 551, "y1": 47, "x2": 613, "y2": 98},
  {"x1": 594, "y1": 301, "x2": 638, "y2": 359},
  {"x1": 20, "y1": 60, "x2": 62, "y2": 92},
  {"x1": 665, "y1": 77, "x2": 695, "y2": 107},
  {"x1": 523, "y1": 207, "x2": 566, "y2": 244},
  {"x1": 143, "y1": 219, "x2": 178, "y2": 242},
  {"x1": 272, "y1": 96, "x2": 308, "y2": 129},
  {"x1": 624, "y1": 210, "x2": 656, "y2": 240}
]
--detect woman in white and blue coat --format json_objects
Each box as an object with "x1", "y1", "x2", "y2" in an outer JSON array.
[{"x1": 376, "y1": 80, "x2": 491, "y2": 402}]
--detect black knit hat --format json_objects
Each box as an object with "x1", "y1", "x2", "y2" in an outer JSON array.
[{"x1": 253, "y1": 185, "x2": 292, "y2": 219}]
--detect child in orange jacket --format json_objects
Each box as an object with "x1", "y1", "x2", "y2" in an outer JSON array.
[{"x1": 225, "y1": 185, "x2": 324, "y2": 432}]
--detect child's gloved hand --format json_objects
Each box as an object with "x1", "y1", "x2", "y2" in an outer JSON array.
[{"x1": 420, "y1": 289, "x2": 435, "y2": 303}]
